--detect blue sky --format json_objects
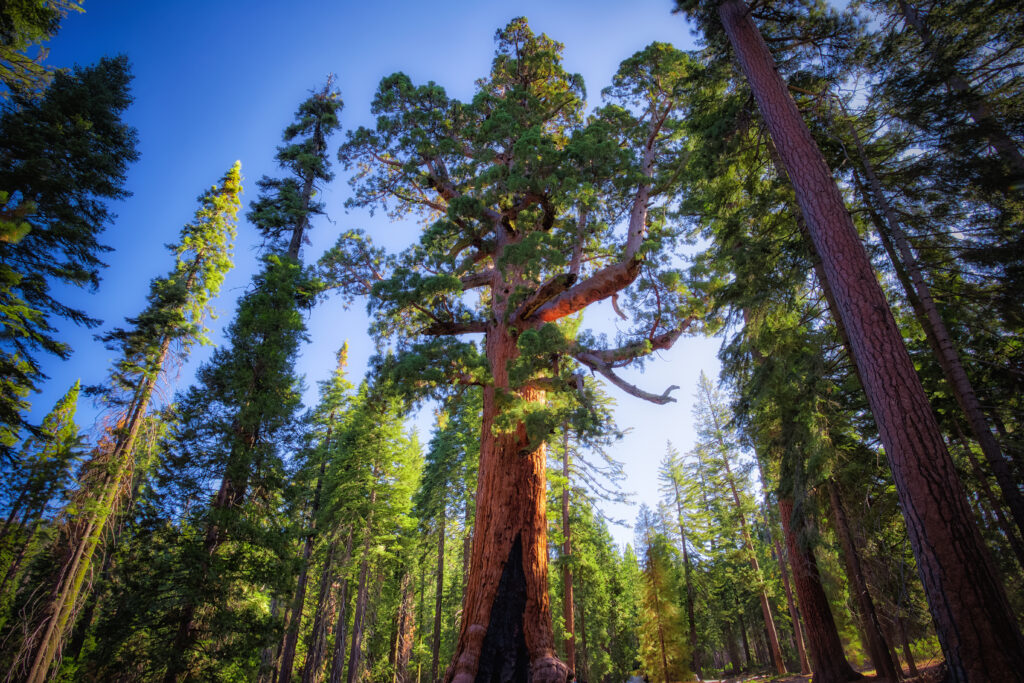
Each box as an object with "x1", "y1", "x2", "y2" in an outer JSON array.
[{"x1": 33, "y1": 0, "x2": 726, "y2": 548}]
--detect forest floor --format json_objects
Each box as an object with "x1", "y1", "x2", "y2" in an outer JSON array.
[{"x1": 702, "y1": 662, "x2": 946, "y2": 683}]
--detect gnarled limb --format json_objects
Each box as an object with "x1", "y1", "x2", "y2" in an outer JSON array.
[
  {"x1": 512, "y1": 273, "x2": 577, "y2": 323},
  {"x1": 573, "y1": 319, "x2": 694, "y2": 367},
  {"x1": 573, "y1": 350, "x2": 679, "y2": 404}
]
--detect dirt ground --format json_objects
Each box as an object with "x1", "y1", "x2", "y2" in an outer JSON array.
[{"x1": 703, "y1": 662, "x2": 946, "y2": 683}]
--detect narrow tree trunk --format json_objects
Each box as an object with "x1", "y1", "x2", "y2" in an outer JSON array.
[
  {"x1": 577, "y1": 604, "x2": 590, "y2": 683},
  {"x1": 896, "y1": 615, "x2": 919, "y2": 677},
  {"x1": 895, "y1": 0, "x2": 1024, "y2": 177},
  {"x1": 723, "y1": 623, "x2": 741, "y2": 676},
  {"x1": 560, "y1": 428, "x2": 576, "y2": 675},
  {"x1": 328, "y1": 532, "x2": 355, "y2": 683},
  {"x1": 774, "y1": 535, "x2": 811, "y2": 674},
  {"x1": 281, "y1": 449, "x2": 331, "y2": 683},
  {"x1": 737, "y1": 599, "x2": 751, "y2": 669},
  {"x1": 445, "y1": 323, "x2": 564, "y2": 683},
  {"x1": 431, "y1": 506, "x2": 446, "y2": 683},
  {"x1": 20, "y1": 342, "x2": 168, "y2": 683},
  {"x1": 395, "y1": 572, "x2": 416, "y2": 683},
  {"x1": 950, "y1": 423, "x2": 1024, "y2": 568},
  {"x1": 827, "y1": 483, "x2": 900, "y2": 681},
  {"x1": 670, "y1": 480, "x2": 701, "y2": 679},
  {"x1": 302, "y1": 538, "x2": 338, "y2": 683},
  {"x1": 778, "y1": 498, "x2": 861, "y2": 683},
  {"x1": 716, "y1": 2, "x2": 1024, "y2": 679},
  {"x1": 164, "y1": 463, "x2": 251, "y2": 682},
  {"x1": 346, "y1": 489, "x2": 377, "y2": 683},
  {"x1": 703, "y1": 385, "x2": 786, "y2": 676}
]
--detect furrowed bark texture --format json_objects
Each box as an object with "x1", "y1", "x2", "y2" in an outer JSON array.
[
  {"x1": 846, "y1": 117, "x2": 1024, "y2": 544},
  {"x1": 778, "y1": 498, "x2": 861, "y2": 683},
  {"x1": 716, "y1": 1, "x2": 1024, "y2": 679},
  {"x1": 445, "y1": 324, "x2": 564, "y2": 683}
]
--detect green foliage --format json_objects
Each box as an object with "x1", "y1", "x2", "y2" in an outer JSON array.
[
  {"x1": 329, "y1": 18, "x2": 701, "y2": 448},
  {"x1": 637, "y1": 519, "x2": 692, "y2": 683},
  {"x1": 93, "y1": 162, "x2": 242, "y2": 407},
  {"x1": 0, "y1": 0, "x2": 82, "y2": 98},
  {"x1": 248, "y1": 80, "x2": 343, "y2": 255},
  {"x1": 0, "y1": 55, "x2": 138, "y2": 451}
]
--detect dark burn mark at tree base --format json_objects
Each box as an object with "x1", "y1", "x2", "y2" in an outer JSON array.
[{"x1": 476, "y1": 534, "x2": 530, "y2": 683}]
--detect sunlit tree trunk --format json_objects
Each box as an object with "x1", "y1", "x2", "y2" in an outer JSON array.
[
  {"x1": 779, "y1": 498, "x2": 861, "y2": 683},
  {"x1": 445, "y1": 323, "x2": 562, "y2": 683}
]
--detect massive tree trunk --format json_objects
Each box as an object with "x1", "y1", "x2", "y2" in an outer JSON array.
[
  {"x1": 716, "y1": 2, "x2": 1024, "y2": 679},
  {"x1": 778, "y1": 498, "x2": 862, "y2": 683},
  {"x1": 560, "y1": 429, "x2": 576, "y2": 675},
  {"x1": 445, "y1": 323, "x2": 564, "y2": 683},
  {"x1": 827, "y1": 483, "x2": 900, "y2": 681}
]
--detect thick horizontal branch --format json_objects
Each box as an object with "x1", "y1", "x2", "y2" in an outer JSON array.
[
  {"x1": 460, "y1": 269, "x2": 495, "y2": 290},
  {"x1": 528, "y1": 120, "x2": 661, "y2": 324},
  {"x1": 512, "y1": 273, "x2": 577, "y2": 323},
  {"x1": 419, "y1": 320, "x2": 488, "y2": 336},
  {"x1": 528, "y1": 258, "x2": 643, "y2": 323}
]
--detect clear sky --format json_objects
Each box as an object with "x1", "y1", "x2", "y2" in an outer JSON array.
[{"x1": 32, "y1": 0, "x2": 726, "y2": 549}]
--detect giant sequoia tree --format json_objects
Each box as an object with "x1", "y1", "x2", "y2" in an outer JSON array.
[{"x1": 323, "y1": 21, "x2": 700, "y2": 682}]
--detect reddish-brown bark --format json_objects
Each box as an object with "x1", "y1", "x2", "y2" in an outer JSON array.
[
  {"x1": 779, "y1": 498, "x2": 862, "y2": 683},
  {"x1": 716, "y1": 1, "x2": 1024, "y2": 679},
  {"x1": 445, "y1": 324, "x2": 563, "y2": 683},
  {"x1": 327, "y1": 531, "x2": 354, "y2": 683},
  {"x1": 395, "y1": 572, "x2": 416, "y2": 683}
]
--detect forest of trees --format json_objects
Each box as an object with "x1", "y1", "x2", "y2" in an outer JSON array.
[{"x1": 1, "y1": 1, "x2": 1022, "y2": 682}]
